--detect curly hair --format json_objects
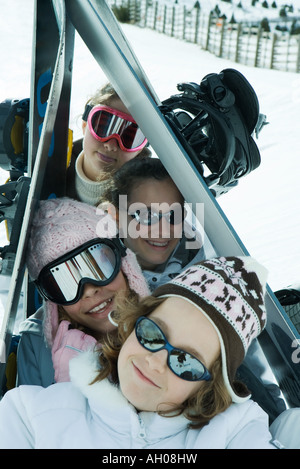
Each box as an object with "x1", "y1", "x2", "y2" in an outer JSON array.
[{"x1": 93, "y1": 295, "x2": 232, "y2": 429}]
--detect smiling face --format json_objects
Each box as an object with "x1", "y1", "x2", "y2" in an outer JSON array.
[
  {"x1": 117, "y1": 297, "x2": 220, "y2": 412},
  {"x1": 81, "y1": 98, "x2": 142, "y2": 181},
  {"x1": 62, "y1": 271, "x2": 128, "y2": 339},
  {"x1": 122, "y1": 178, "x2": 184, "y2": 270}
]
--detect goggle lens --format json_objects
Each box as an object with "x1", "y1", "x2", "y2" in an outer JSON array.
[{"x1": 135, "y1": 317, "x2": 211, "y2": 382}]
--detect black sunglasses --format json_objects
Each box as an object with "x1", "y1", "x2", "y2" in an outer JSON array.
[
  {"x1": 129, "y1": 206, "x2": 185, "y2": 226},
  {"x1": 135, "y1": 316, "x2": 211, "y2": 382}
]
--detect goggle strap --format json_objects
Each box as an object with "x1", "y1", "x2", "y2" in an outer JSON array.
[{"x1": 82, "y1": 103, "x2": 93, "y2": 122}]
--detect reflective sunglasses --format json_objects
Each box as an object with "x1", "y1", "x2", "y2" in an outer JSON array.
[
  {"x1": 129, "y1": 206, "x2": 185, "y2": 226},
  {"x1": 85, "y1": 104, "x2": 147, "y2": 152},
  {"x1": 35, "y1": 238, "x2": 127, "y2": 305},
  {"x1": 135, "y1": 316, "x2": 211, "y2": 382}
]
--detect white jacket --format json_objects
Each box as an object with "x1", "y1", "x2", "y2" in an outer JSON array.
[{"x1": 0, "y1": 350, "x2": 278, "y2": 449}]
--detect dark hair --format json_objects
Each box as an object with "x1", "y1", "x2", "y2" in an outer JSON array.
[{"x1": 100, "y1": 158, "x2": 183, "y2": 208}]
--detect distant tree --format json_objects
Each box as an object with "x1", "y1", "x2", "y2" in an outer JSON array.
[
  {"x1": 229, "y1": 13, "x2": 237, "y2": 23},
  {"x1": 275, "y1": 24, "x2": 289, "y2": 32},
  {"x1": 237, "y1": 1, "x2": 243, "y2": 8},
  {"x1": 271, "y1": 1, "x2": 277, "y2": 8},
  {"x1": 261, "y1": 17, "x2": 271, "y2": 31},
  {"x1": 279, "y1": 6, "x2": 287, "y2": 17},
  {"x1": 262, "y1": 1, "x2": 269, "y2": 8},
  {"x1": 221, "y1": 0, "x2": 232, "y2": 3},
  {"x1": 194, "y1": 1, "x2": 201, "y2": 9},
  {"x1": 291, "y1": 20, "x2": 300, "y2": 35},
  {"x1": 111, "y1": 4, "x2": 130, "y2": 22},
  {"x1": 214, "y1": 4, "x2": 221, "y2": 16}
]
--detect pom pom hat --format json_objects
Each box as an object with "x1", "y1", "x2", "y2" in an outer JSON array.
[
  {"x1": 27, "y1": 197, "x2": 150, "y2": 344},
  {"x1": 153, "y1": 256, "x2": 268, "y2": 403}
]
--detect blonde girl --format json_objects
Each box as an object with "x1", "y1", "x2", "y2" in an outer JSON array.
[{"x1": 67, "y1": 83, "x2": 151, "y2": 205}]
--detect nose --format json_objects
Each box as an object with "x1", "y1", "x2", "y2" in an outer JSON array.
[
  {"x1": 160, "y1": 216, "x2": 173, "y2": 238},
  {"x1": 82, "y1": 283, "x2": 102, "y2": 298},
  {"x1": 103, "y1": 138, "x2": 119, "y2": 152},
  {"x1": 150, "y1": 216, "x2": 173, "y2": 239},
  {"x1": 145, "y1": 349, "x2": 168, "y2": 374}
]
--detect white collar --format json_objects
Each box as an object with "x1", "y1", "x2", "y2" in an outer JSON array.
[{"x1": 69, "y1": 350, "x2": 189, "y2": 441}]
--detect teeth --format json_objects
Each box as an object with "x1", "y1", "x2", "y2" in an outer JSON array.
[
  {"x1": 147, "y1": 240, "x2": 168, "y2": 247},
  {"x1": 89, "y1": 298, "x2": 112, "y2": 314}
]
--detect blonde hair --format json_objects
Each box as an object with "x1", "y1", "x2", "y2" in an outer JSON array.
[
  {"x1": 86, "y1": 82, "x2": 120, "y2": 108},
  {"x1": 94, "y1": 295, "x2": 232, "y2": 429}
]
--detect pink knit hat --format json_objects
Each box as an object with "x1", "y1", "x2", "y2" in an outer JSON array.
[
  {"x1": 27, "y1": 197, "x2": 150, "y2": 344},
  {"x1": 153, "y1": 256, "x2": 268, "y2": 403}
]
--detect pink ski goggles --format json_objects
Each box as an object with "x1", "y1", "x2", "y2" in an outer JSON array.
[{"x1": 87, "y1": 105, "x2": 147, "y2": 152}]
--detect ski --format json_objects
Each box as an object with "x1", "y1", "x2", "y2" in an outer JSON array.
[
  {"x1": 65, "y1": 0, "x2": 300, "y2": 408},
  {"x1": 0, "y1": 0, "x2": 74, "y2": 393},
  {"x1": 25, "y1": 0, "x2": 75, "y2": 326}
]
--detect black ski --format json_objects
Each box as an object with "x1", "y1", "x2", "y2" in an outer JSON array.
[{"x1": 0, "y1": 0, "x2": 74, "y2": 393}]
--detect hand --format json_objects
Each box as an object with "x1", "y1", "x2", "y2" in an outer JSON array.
[{"x1": 51, "y1": 320, "x2": 97, "y2": 382}]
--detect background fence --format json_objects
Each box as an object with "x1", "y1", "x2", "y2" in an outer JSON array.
[{"x1": 110, "y1": 0, "x2": 300, "y2": 73}]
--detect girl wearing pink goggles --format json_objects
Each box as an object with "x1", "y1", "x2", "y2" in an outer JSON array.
[{"x1": 67, "y1": 82, "x2": 150, "y2": 206}]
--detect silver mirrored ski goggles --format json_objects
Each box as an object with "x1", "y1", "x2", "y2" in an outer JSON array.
[{"x1": 35, "y1": 238, "x2": 127, "y2": 305}]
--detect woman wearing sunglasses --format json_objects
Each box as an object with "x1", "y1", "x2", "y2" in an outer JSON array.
[
  {"x1": 101, "y1": 158, "x2": 216, "y2": 291},
  {"x1": 67, "y1": 82, "x2": 151, "y2": 206},
  {"x1": 0, "y1": 256, "x2": 285, "y2": 448},
  {"x1": 16, "y1": 197, "x2": 149, "y2": 387}
]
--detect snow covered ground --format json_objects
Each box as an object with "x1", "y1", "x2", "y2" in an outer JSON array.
[
  {"x1": 174, "y1": 0, "x2": 300, "y2": 23},
  {"x1": 0, "y1": 0, "x2": 300, "y2": 328}
]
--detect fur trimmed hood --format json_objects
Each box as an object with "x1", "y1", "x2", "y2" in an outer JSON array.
[
  {"x1": 0, "y1": 348, "x2": 275, "y2": 448},
  {"x1": 69, "y1": 349, "x2": 129, "y2": 410}
]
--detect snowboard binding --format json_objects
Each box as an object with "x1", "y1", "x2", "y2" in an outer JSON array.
[
  {"x1": 161, "y1": 68, "x2": 267, "y2": 197},
  {"x1": 0, "y1": 98, "x2": 29, "y2": 178},
  {"x1": 275, "y1": 285, "x2": 300, "y2": 334},
  {"x1": 0, "y1": 176, "x2": 31, "y2": 276},
  {"x1": 0, "y1": 98, "x2": 30, "y2": 275}
]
